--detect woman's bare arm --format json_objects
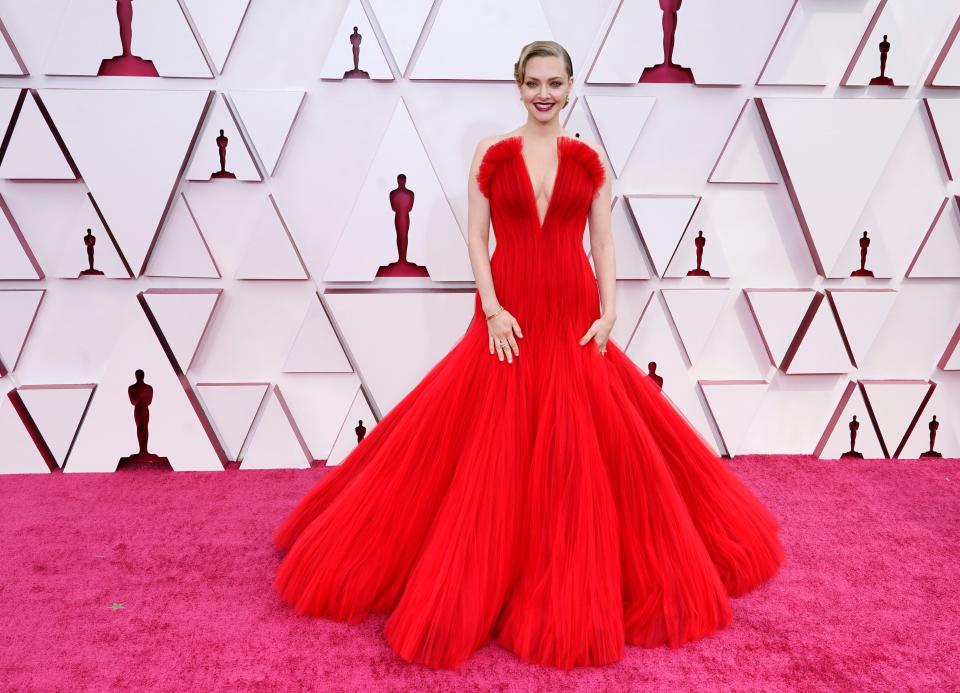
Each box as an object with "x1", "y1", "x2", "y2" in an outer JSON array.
[
  {"x1": 585, "y1": 142, "x2": 616, "y2": 320},
  {"x1": 466, "y1": 137, "x2": 501, "y2": 317}
]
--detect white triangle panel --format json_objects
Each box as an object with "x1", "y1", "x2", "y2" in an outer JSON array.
[
  {"x1": 0, "y1": 384, "x2": 49, "y2": 474},
  {"x1": 925, "y1": 99, "x2": 960, "y2": 182},
  {"x1": 181, "y1": 0, "x2": 251, "y2": 74},
  {"x1": 661, "y1": 289, "x2": 729, "y2": 366},
  {"x1": 0, "y1": 89, "x2": 21, "y2": 132},
  {"x1": 906, "y1": 196, "x2": 960, "y2": 279},
  {"x1": 826, "y1": 289, "x2": 897, "y2": 368},
  {"x1": 786, "y1": 298, "x2": 851, "y2": 374},
  {"x1": 145, "y1": 193, "x2": 220, "y2": 279},
  {"x1": 928, "y1": 17, "x2": 960, "y2": 86},
  {"x1": 229, "y1": 90, "x2": 305, "y2": 176},
  {"x1": 625, "y1": 195, "x2": 699, "y2": 278},
  {"x1": 743, "y1": 289, "x2": 814, "y2": 368},
  {"x1": 0, "y1": 289, "x2": 44, "y2": 373},
  {"x1": 16, "y1": 384, "x2": 94, "y2": 467},
  {"x1": 0, "y1": 19, "x2": 28, "y2": 75},
  {"x1": 235, "y1": 194, "x2": 309, "y2": 280},
  {"x1": 586, "y1": 95, "x2": 655, "y2": 178},
  {"x1": 241, "y1": 386, "x2": 310, "y2": 469},
  {"x1": 0, "y1": 92, "x2": 74, "y2": 180},
  {"x1": 861, "y1": 380, "x2": 935, "y2": 458},
  {"x1": 699, "y1": 381, "x2": 768, "y2": 457},
  {"x1": 708, "y1": 99, "x2": 779, "y2": 184},
  {"x1": 283, "y1": 295, "x2": 352, "y2": 373},
  {"x1": 195, "y1": 382, "x2": 269, "y2": 461},
  {"x1": 368, "y1": 0, "x2": 433, "y2": 76},
  {"x1": 141, "y1": 289, "x2": 221, "y2": 374},
  {"x1": 0, "y1": 195, "x2": 43, "y2": 279}
]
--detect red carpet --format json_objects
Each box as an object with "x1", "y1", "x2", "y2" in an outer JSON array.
[{"x1": 1, "y1": 456, "x2": 957, "y2": 691}]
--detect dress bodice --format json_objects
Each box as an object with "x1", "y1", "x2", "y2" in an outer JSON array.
[
  {"x1": 472, "y1": 135, "x2": 607, "y2": 335},
  {"x1": 476, "y1": 135, "x2": 605, "y2": 242}
]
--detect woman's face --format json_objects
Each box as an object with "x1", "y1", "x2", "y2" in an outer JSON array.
[{"x1": 519, "y1": 55, "x2": 572, "y2": 122}]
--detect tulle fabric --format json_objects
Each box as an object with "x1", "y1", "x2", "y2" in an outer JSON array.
[{"x1": 273, "y1": 135, "x2": 784, "y2": 670}]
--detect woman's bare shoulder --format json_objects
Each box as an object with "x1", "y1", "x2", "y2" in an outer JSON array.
[{"x1": 475, "y1": 131, "x2": 521, "y2": 156}]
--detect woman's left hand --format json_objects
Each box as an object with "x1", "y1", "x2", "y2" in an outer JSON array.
[{"x1": 579, "y1": 314, "x2": 615, "y2": 355}]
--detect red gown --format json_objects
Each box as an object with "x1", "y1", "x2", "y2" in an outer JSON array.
[{"x1": 273, "y1": 134, "x2": 784, "y2": 670}]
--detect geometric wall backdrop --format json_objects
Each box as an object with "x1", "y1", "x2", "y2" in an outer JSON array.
[
  {"x1": 758, "y1": 0, "x2": 886, "y2": 87},
  {"x1": 1, "y1": 0, "x2": 959, "y2": 474}
]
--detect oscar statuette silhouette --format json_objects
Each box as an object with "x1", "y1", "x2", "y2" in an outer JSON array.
[
  {"x1": 117, "y1": 369, "x2": 171, "y2": 470},
  {"x1": 640, "y1": 0, "x2": 695, "y2": 83},
  {"x1": 919, "y1": 415, "x2": 943, "y2": 458},
  {"x1": 98, "y1": 0, "x2": 159, "y2": 77},
  {"x1": 211, "y1": 129, "x2": 237, "y2": 179},
  {"x1": 851, "y1": 231, "x2": 875, "y2": 277},
  {"x1": 355, "y1": 419, "x2": 367, "y2": 443},
  {"x1": 79, "y1": 228, "x2": 104, "y2": 277},
  {"x1": 686, "y1": 230, "x2": 710, "y2": 276},
  {"x1": 343, "y1": 26, "x2": 371, "y2": 79},
  {"x1": 840, "y1": 414, "x2": 865, "y2": 459},
  {"x1": 377, "y1": 173, "x2": 429, "y2": 277},
  {"x1": 647, "y1": 361, "x2": 664, "y2": 390},
  {"x1": 869, "y1": 34, "x2": 894, "y2": 86}
]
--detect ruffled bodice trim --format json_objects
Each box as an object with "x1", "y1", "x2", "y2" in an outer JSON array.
[{"x1": 476, "y1": 135, "x2": 606, "y2": 200}]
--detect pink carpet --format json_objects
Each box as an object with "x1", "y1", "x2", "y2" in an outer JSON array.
[{"x1": 1, "y1": 456, "x2": 957, "y2": 691}]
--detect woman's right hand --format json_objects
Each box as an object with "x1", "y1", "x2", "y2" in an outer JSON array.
[{"x1": 487, "y1": 309, "x2": 523, "y2": 364}]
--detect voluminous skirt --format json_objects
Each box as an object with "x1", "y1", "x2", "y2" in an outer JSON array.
[{"x1": 272, "y1": 308, "x2": 784, "y2": 670}]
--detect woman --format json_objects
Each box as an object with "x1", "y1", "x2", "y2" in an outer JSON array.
[{"x1": 273, "y1": 40, "x2": 784, "y2": 671}]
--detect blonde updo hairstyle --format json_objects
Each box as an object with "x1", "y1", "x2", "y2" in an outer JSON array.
[{"x1": 513, "y1": 41, "x2": 574, "y2": 107}]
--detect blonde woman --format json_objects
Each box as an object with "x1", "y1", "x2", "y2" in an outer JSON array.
[{"x1": 274, "y1": 40, "x2": 784, "y2": 671}]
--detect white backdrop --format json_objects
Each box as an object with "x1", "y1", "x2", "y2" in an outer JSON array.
[{"x1": 0, "y1": 0, "x2": 958, "y2": 473}]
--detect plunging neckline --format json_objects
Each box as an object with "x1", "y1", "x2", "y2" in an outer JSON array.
[{"x1": 514, "y1": 134, "x2": 570, "y2": 231}]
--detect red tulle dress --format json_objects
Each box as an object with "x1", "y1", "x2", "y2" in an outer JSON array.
[{"x1": 273, "y1": 134, "x2": 784, "y2": 670}]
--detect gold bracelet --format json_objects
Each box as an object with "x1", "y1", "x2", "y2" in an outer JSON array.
[{"x1": 485, "y1": 305, "x2": 504, "y2": 321}]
